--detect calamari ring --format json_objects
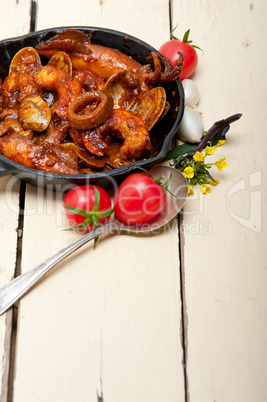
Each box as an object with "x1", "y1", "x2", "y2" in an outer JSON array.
[{"x1": 67, "y1": 91, "x2": 113, "y2": 130}]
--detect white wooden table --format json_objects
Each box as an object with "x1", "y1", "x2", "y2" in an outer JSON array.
[{"x1": 0, "y1": 1, "x2": 266, "y2": 401}]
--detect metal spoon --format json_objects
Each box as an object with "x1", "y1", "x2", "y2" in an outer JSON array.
[{"x1": 0, "y1": 166, "x2": 187, "y2": 315}]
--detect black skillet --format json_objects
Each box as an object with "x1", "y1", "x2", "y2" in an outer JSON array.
[{"x1": 0, "y1": 26, "x2": 184, "y2": 190}]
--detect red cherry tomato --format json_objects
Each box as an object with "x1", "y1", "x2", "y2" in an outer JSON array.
[
  {"x1": 64, "y1": 185, "x2": 112, "y2": 234},
  {"x1": 159, "y1": 29, "x2": 200, "y2": 81},
  {"x1": 114, "y1": 173, "x2": 167, "y2": 225}
]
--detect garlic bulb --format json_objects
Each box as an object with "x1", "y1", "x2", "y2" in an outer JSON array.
[
  {"x1": 182, "y1": 79, "x2": 200, "y2": 107},
  {"x1": 178, "y1": 106, "x2": 203, "y2": 143}
]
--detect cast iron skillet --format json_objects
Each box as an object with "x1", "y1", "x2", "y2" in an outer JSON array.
[{"x1": 0, "y1": 26, "x2": 184, "y2": 190}]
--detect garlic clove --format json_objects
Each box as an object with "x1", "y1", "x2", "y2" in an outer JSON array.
[
  {"x1": 178, "y1": 106, "x2": 203, "y2": 143},
  {"x1": 182, "y1": 79, "x2": 200, "y2": 107}
]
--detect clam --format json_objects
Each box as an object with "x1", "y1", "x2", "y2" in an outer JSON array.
[
  {"x1": 18, "y1": 95, "x2": 51, "y2": 132},
  {"x1": 48, "y1": 51, "x2": 72, "y2": 76},
  {"x1": 130, "y1": 87, "x2": 166, "y2": 130},
  {"x1": 103, "y1": 70, "x2": 139, "y2": 110},
  {"x1": 62, "y1": 141, "x2": 106, "y2": 169},
  {"x1": 9, "y1": 47, "x2": 42, "y2": 75}
]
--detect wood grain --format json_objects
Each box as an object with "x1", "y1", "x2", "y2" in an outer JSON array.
[
  {"x1": 0, "y1": 1, "x2": 32, "y2": 400},
  {"x1": 0, "y1": 0, "x2": 266, "y2": 401},
  {"x1": 173, "y1": 0, "x2": 267, "y2": 401},
  {"x1": 0, "y1": 176, "x2": 21, "y2": 401},
  {"x1": 8, "y1": 1, "x2": 186, "y2": 401}
]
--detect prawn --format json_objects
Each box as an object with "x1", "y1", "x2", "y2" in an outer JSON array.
[
  {"x1": 0, "y1": 131, "x2": 79, "y2": 174},
  {"x1": 0, "y1": 116, "x2": 26, "y2": 137},
  {"x1": 34, "y1": 65, "x2": 82, "y2": 119},
  {"x1": 2, "y1": 72, "x2": 41, "y2": 109},
  {"x1": 82, "y1": 109, "x2": 151, "y2": 160}
]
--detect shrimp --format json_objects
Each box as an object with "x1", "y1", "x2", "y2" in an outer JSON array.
[
  {"x1": 2, "y1": 72, "x2": 41, "y2": 109},
  {"x1": 0, "y1": 108, "x2": 34, "y2": 138},
  {"x1": 36, "y1": 121, "x2": 70, "y2": 146},
  {"x1": 34, "y1": 65, "x2": 82, "y2": 119},
  {"x1": 81, "y1": 109, "x2": 151, "y2": 160},
  {"x1": 0, "y1": 131, "x2": 79, "y2": 174},
  {"x1": 0, "y1": 116, "x2": 26, "y2": 137}
]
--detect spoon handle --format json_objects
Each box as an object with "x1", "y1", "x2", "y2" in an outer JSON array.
[{"x1": 0, "y1": 221, "x2": 117, "y2": 315}]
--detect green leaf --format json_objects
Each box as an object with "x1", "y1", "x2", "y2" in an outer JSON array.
[
  {"x1": 161, "y1": 174, "x2": 172, "y2": 194},
  {"x1": 170, "y1": 25, "x2": 203, "y2": 53},
  {"x1": 170, "y1": 23, "x2": 179, "y2": 40},
  {"x1": 211, "y1": 125, "x2": 230, "y2": 147},
  {"x1": 91, "y1": 186, "x2": 100, "y2": 213},
  {"x1": 91, "y1": 214, "x2": 99, "y2": 248},
  {"x1": 64, "y1": 205, "x2": 91, "y2": 218},
  {"x1": 64, "y1": 204, "x2": 113, "y2": 219},
  {"x1": 162, "y1": 143, "x2": 198, "y2": 162},
  {"x1": 63, "y1": 185, "x2": 114, "y2": 247},
  {"x1": 192, "y1": 44, "x2": 203, "y2": 53},
  {"x1": 127, "y1": 165, "x2": 176, "y2": 199},
  {"x1": 204, "y1": 168, "x2": 215, "y2": 182},
  {"x1": 182, "y1": 29, "x2": 190, "y2": 43},
  {"x1": 64, "y1": 217, "x2": 93, "y2": 232},
  {"x1": 96, "y1": 209, "x2": 114, "y2": 218}
]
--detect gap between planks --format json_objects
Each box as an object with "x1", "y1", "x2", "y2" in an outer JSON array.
[
  {"x1": 5, "y1": 3, "x2": 189, "y2": 399},
  {"x1": 7, "y1": 3, "x2": 37, "y2": 397},
  {"x1": 178, "y1": 212, "x2": 189, "y2": 402},
  {"x1": 7, "y1": 181, "x2": 26, "y2": 402}
]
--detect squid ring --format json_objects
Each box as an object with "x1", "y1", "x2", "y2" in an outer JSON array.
[{"x1": 67, "y1": 91, "x2": 113, "y2": 130}]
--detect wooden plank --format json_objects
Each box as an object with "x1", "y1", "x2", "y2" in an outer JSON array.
[
  {"x1": 0, "y1": 0, "x2": 32, "y2": 40},
  {"x1": 13, "y1": 189, "x2": 184, "y2": 401},
  {"x1": 11, "y1": 1, "x2": 186, "y2": 401},
  {"x1": 0, "y1": 1, "x2": 32, "y2": 400},
  {"x1": 172, "y1": 0, "x2": 267, "y2": 401},
  {"x1": 35, "y1": 0, "x2": 170, "y2": 48},
  {"x1": 0, "y1": 177, "x2": 21, "y2": 402}
]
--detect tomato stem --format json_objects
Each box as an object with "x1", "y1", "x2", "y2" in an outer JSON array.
[
  {"x1": 63, "y1": 186, "x2": 113, "y2": 247},
  {"x1": 64, "y1": 205, "x2": 114, "y2": 219},
  {"x1": 128, "y1": 166, "x2": 178, "y2": 199},
  {"x1": 170, "y1": 24, "x2": 203, "y2": 53},
  {"x1": 91, "y1": 214, "x2": 100, "y2": 247}
]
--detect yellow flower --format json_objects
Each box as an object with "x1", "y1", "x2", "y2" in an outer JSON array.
[
  {"x1": 205, "y1": 146, "x2": 217, "y2": 155},
  {"x1": 210, "y1": 178, "x2": 219, "y2": 186},
  {"x1": 193, "y1": 151, "x2": 205, "y2": 162},
  {"x1": 215, "y1": 157, "x2": 228, "y2": 171},
  {"x1": 188, "y1": 185, "x2": 194, "y2": 196},
  {"x1": 184, "y1": 166, "x2": 194, "y2": 179},
  {"x1": 200, "y1": 183, "x2": 211, "y2": 194},
  {"x1": 217, "y1": 140, "x2": 226, "y2": 147}
]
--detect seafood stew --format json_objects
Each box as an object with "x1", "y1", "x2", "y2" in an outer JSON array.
[{"x1": 0, "y1": 27, "x2": 184, "y2": 188}]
